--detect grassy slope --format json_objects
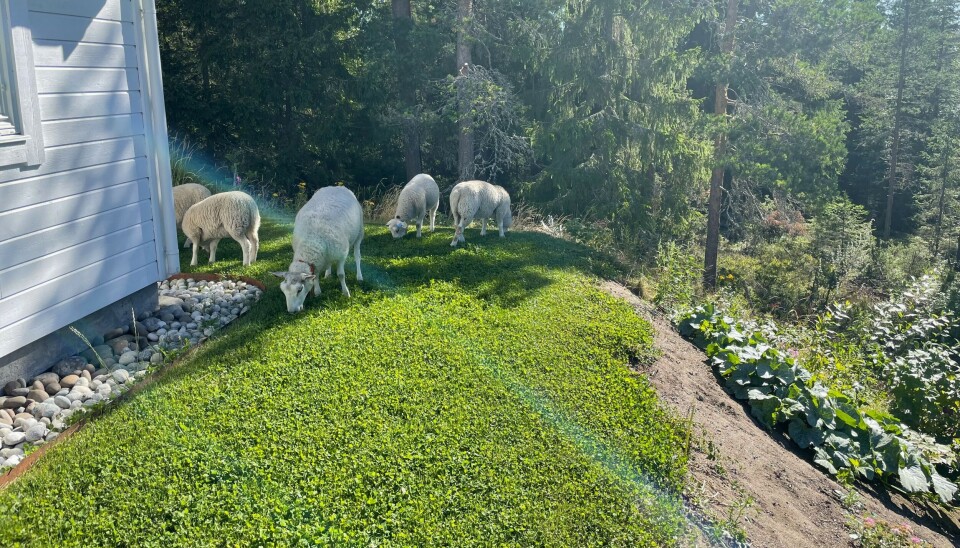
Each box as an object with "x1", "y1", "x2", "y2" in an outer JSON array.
[{"x1": 0, "y1": 222, "x2": 691, "y2": 546}]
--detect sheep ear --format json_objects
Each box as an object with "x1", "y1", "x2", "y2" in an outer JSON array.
[
  {"x1": 270, "y1": 271, "x2": 287, "y2": 279},
  {"x1": 304, "y1": 274, "x2": 317, "y2": 281}
]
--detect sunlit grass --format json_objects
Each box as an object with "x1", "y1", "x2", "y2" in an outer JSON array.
[{"x1": 0, "y1": 221, "x2": 693, "y2": 546}]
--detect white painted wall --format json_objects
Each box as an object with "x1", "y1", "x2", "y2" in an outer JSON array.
[{"x1": 0, "y1": 0, "x2": 177, "y2": 359}]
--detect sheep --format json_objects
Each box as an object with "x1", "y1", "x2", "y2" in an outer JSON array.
[
  {"x1": 272, "y1": 186, "x2": 364, "y2": 313},
  {"x1": 173, "y1": 183, "x2": 212, "y2": 247},
  {"x1": 386, "y1": 173, "x2": 440, "y2": 239},
  {"x1": 182, "y1": 191, "x2": 261, "y2": 266},
  {"x1": 449, "y1": 180, "x2": 513, "y2": 247}
]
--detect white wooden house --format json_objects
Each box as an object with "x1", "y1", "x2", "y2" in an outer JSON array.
[{"x1": 0, "y1": 0, "x2": 178, "y2": 380}]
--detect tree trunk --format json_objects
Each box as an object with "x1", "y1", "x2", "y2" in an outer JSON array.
[
  {"x1": 930, "y1": 9, "x2": 950, "y2": 257},
  {"x1": 882, "y1": 0, "x2": 911, "y2": 239},
  {"x1": 703, "y1": 0, "x2": 739, "y2": 290},
  {"x1": 456, "y1": 0, "x2": 474, "y2": 181},
  {"x1": 392, "y1": 0, "x2": 422, "y2": 180},
  {"x1": 933, "y1": 147, "x2": 950, "y2": 256}
]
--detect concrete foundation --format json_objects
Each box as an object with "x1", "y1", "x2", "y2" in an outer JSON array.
[{"x1": 0, "y1": 284, "x2": 159, "y2": 384}]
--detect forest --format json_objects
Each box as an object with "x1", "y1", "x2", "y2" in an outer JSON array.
[
  {"x1": 155, "y1": 0, "x2": 960, "y2": 519},
  {"x1": 157, "y1": 0, "x2": 959, "y2": 295}
]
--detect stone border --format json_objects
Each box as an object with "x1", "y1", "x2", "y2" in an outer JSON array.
[{"x1": 0, "y1": 275, "x2": 265, "y2": 488}]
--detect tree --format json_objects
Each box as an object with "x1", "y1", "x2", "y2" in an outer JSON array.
[
  {"x1": 456, "y1": 0, "x2": 475, "y2": 180},
  {"x1": 882, "y1": 0, "x2": 911, "y2": 238},
  {"x1": 393, "y1": 0, "x2": 423, "y2": 180},
  {"x1": 703, "y1": 0, "x2": 739, "y2": 290}
]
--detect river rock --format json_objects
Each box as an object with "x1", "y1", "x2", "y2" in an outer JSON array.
[
  {"x1": 31, "y1": 372, "x2": 59, "y2": 386},
  {"x1": 60, "y1": 375, "x2": 79, "y2": 389},
  {"x1": 142, "y1": 317, "x2": 164, "y2": 332},
  {"x1": 53, "y1": 357, "x2": 87, "y2": 377},
  {"x1": 24, "y1": 423, "x2": 46, "y2": 443},
  {"x1": 112, "y1": 370, "x2": 130, "y2": 384},
  {"x1": 103, "y1": 327, "x2": 126, "y2": 340},
  {"x1": 3, "y1": 431, "x2": 25, "y2": 446},
  {"x1": 26, "y1": 389, "x2": 48, "y2": 403},
  {"x1": 2, "y1": 397, "x2": 26, "y2": 409},
  {"x1": 38, "y1": 403, "x2": 60, "y2": 419},
  {"x1": 107, "y1": 338, "x2": 131, "y2": 355}
]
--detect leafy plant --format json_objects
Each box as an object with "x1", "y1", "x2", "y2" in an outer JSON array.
[
  {"x1": 653, "y1": 241, "x2": 701, "y2": 317},
  {"x1": 677, "y1": 304, "x2": 958, "y2": 504}
]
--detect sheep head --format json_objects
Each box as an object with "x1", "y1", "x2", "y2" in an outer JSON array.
[
  {"x1": 387, "y1": 217, "x2": 408, "y2": 239},
  {"x1": 271, "y1": 271, "x2": 317, "y2": 313}
]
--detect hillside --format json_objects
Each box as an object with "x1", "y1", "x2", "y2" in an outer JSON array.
[{"x1": 0, "y1": 223, "x2": 696, "y2": 545}]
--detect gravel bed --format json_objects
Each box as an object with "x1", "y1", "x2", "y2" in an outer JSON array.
[{"x1": 0, "y1": 278, "x2": 262, "y2": 470}]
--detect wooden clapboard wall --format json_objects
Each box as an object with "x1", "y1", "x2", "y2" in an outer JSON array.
[{"x1": 0, "y1": 0, "x2": 175, "y2": 359}]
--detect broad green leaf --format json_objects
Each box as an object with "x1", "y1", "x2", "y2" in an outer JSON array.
[
  {"x1": 788, "y1": 419, "x2": 825, "y2": 448},
  {"x1": 898, "y1": 464, "x2": 928, "y2": 493},
  {"x1": 930, "y1": 471, "x2": 958, "y2": 504}
]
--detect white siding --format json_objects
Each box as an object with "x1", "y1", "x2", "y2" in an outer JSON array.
[{"x1": 0, "y1": 0, "x2": 173, "y2": 359}]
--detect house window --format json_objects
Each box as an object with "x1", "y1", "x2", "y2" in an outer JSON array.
[{"x1": 0, "y1": 0, "x2": 43, "y2": 168}]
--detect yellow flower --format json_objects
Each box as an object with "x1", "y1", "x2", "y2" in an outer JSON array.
[{"x1": 272, "y1": 193, "x2": 279, "y2": 197}]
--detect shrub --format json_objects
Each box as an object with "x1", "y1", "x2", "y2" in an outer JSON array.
[
  {"x1": 885, "y1": 347, "x2": 960, "y2": 441},
  {"x1": 653, "y1": 241, "x2": 701, "y2": 316},
  {"x1": 677, "y1": 304, "x2": 958, "y2": 504}
]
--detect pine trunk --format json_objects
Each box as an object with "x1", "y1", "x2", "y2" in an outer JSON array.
[
  {"x1": 704, "y1": 0, "x2": 739, "y2": 290},
  {"x1": 456, "y1": 0, "x2": 474, "y2": 181},
  {"x1": 882, "y1": 0, "x2": 911, "y2": 239},
  {"x1": 392, "y1": 0, "x2": 422, "y2": 180}
]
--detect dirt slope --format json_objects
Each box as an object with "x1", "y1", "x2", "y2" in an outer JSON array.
[{"x1": 601, "y1": 282, "x2": 958, "y2": 548}]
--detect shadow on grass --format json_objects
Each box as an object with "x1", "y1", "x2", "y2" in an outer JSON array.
[{"x1": 182, "y1": 220, "x2": 623, "y2": 310}]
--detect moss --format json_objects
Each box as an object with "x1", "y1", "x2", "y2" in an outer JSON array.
[{"x1": 0, "y1": 223, "x2": 690, "y2": 546}]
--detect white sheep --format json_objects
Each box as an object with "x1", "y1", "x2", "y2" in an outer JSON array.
[
  {"x1": 386, "y1": 173, "x2": 440, "y2": 239},
  {"x1": 173, "y1": 183, "x2": 212, "y2": 247},
  {"x1": 182, "y1": 191, "x2": 261, "y2": 266},
  {"x1": 449, "y1": 180, "x2": 512, "y2": 247},
  {"x1": 272, "y1": 186, "x2": 364, "y2": 313}
]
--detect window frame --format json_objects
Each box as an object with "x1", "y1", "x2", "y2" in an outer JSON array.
[{"x1": 0, "y1": 0, "x2": 43, "y2": 168}]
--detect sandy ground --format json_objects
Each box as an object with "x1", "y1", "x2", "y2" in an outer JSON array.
[{"x1": 601, "y1": 281, "x2": 959, "y2": 548}]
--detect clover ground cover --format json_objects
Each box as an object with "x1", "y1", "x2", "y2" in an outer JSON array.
[{"x1": 0, "y1": 223, "x2": 692, "y2": 545}]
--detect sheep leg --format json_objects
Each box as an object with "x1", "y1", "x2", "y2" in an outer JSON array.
[
  {"x1": 429, "y1": 207, "x2": 437, "y2": 231},
  {"x1": 190, "y1": 241, "x2": 200, "y2": 266},
  {"x1": 208, "y1": 239, "x2": 220, "y2": 263},
  {"x1": 183, "y1": 237, "x2": 191, "y2": 249},
  {"x1": 235, "y1": 235, "x2": 251, "y2": 266},
  {"x1": 324, "y1": 267, "x2": 332, "y2": 279},
  {"x1": 354, "y1": 241, "x2": 363, "y2": 282},
  {"x1": 337, "y1": 260, "x2": 350, "y2": 297},
  {"x1": 313, "y1": 276, "x2": 322, "y2": 297},
  {"x1": 248, "y1": 229, "x2": 259, "y2": 264},
  {"x1": 451, "y1": 214, "x2": 472, "y2": 247},
  {"x1": 498, "y1": 218, "x2": 506, "y2": 237},
  {"x1": 415, "y1": 217, "x2": 423, "y2": 238},
  {"x1": 480, "y1": 218, "x2": 487, "y2": 236}
]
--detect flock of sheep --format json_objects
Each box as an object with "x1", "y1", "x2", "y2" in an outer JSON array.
[{"x1": 172, "y1": 174, "x2": 513, "y2": 314}]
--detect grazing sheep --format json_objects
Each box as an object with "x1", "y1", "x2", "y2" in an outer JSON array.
[
  {"x1": 449, "y1": 180, "x2": 513, "y2": 247},
  {"x1": 173, "y1": 183, "x2": 212, "y2": 247},
  {"x1": 272, "y1": 186, "x2": 363, "y2": 313},
  {"x1": 182, "y1": 191, "x2": 261, "y2": 266},
  {"x1": 387, "y1": 173, "x2": 440, "y2": 239}
]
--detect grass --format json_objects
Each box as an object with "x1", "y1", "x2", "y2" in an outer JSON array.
[{"x1": 0, "y1": 222, "x2": 693, "y2": 546}]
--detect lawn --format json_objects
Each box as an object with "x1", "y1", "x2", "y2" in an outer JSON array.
[{"x1": 0, "y1": 221, "x2": 693, "y2": 546}]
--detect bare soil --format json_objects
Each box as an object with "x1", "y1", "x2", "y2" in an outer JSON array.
[{"x1": 601, "y1": 281, "x2": 959, "y2": 548}]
